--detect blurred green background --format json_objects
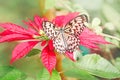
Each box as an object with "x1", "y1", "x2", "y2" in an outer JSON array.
[{"x1": 0, "y1": 0, "x2": 40, "y2": 25}]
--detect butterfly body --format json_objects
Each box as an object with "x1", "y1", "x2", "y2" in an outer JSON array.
[
  {"x1": 43, "y1": 14, "x2": 88, "y2": 54},
  {"x1": 54, "y1": 28, "x2": 80, "y2": 53}
]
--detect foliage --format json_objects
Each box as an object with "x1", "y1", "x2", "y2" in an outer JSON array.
[
  {"x1": 63, "y1": 54, "x2": 120, "y2": 79},
  {"x1": 0, "y1": 66, "x2": 26, "y2": 80}
]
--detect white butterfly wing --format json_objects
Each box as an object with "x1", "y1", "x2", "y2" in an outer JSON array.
[
  {"x1": 43, "y1": 21, "x2": 66, "y2": 53},
  {"x1": 42, "y1": 14, "x2": 88, "y2": 54},
  {"x1": 54, "y1": 33, "x2": 79, "y2": 53},
  {"x1": 53, "y1": 33, "x2": 66, "y2": 53},
  {"x1": 64, "y1": 14, "x2": 88, "y2": 36},
  {"x1": 42, "y1": 21, "x2": 59, "y2": 39},
  {"x1": 64, "y1": 33, "x2": 79, "y2": 53}
]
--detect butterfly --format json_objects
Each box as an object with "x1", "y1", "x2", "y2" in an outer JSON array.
[{"x1": 42, "y1": 14, "x2": 88, "y2": 54}]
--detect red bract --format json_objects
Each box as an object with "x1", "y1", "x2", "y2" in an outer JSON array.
[
  {"x1": 41, "y1": 40, "x2": 56, "y2": 74},
  {"x1": 65, "y1": 51, "x2": 75, "y2": 61},
  {"x1": 0, "y1": 34, "x2": 33, "y2": 42},
  {"x1": 52, "y1": 12, "x2": 79, "y2": 27},
  {"x1": 0, "y1": 30, "x2": 15, "y2": 36},
  {"x1": 10, "y1": 41, "x2": 39, "y2": 64},
  {"x1": 24, "y1": 15, "x2": 46, "y2": 31},
  {"x1": 79, "y1": 28, "x2": 109, "y2": 49},
  {"x1": 0, "y1": 23, "x2": 34, "y2": 35}
]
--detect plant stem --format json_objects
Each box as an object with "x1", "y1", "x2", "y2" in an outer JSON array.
[
  {"x1": 55, "y1": 53, "x2": 66, "y2": 80},
  {"x1": 39, "y1": 0, "x2": 45, "y2": 16},
  {"x1": 101, "y1": 33, "x2": 120, "y2": 41}
]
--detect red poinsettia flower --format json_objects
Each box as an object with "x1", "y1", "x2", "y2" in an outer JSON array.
[
  {"x1": 0, "y1": 15, "x2": 56, "y2": 74},
  {"x1": 0, "y1": 12, "x2": 109, "y2": 74}
]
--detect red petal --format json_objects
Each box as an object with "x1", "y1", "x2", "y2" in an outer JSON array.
[
  {"x1": 0, "y1": 34, "x2": 33, "y2": 42},
  {"x1": 0, "y1": 23, "x2": 33, "y2": 35},
  {"x1": 53, "y1": 12, "x2": 79, "y2": 27},
  {"x1": 41, "y1": 40, "x2": 47, "y2": 46},
  {"x1": 0, "y1": 30, "x2": 15, "y2": 36},
  {"x1": 65, "y1": 51, "x2": 75, "y2": 61},
  {"x1": 64, "y1": 12, "x2": 79, "y2": 26},
  {"x1": 27, "y1": 27, "x2": 39, "y2": 35},
  {"x1": 79, "y1": 28, "x2": 109, "y2": 49},
  {"x1": 41, "y1": 45, "x2": 56, "y2": 74},
  {"x1": 48, "y1": 40, "x2": 54, "y2": 51},
  {"x1": 80, "y1": 39, "x2": 100, "y2": 49},
  {"x1": 23, "y1": 19, "x2": 39, "y2": 31},
  {"x1": 10, "y1": 41, "x2": 38, "y2": 64},
  {"x1": 34, "y1": 15, "x2": 43, "y2": 30},
  {"x1": 24, "y1": 16, "x2": 46, "y2": 31},
  {"x1": 52, "y1": 15, "x2": 65, "y2": 27}
]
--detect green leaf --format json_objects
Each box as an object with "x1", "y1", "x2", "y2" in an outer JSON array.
[
  {"x1": 77, "y1": 54, "x2": 120, "y2": 79},
  {"x1": 0, "y1": 66, "x2": 13, "y2": 78},
  {"x1": 115, "y1": 57, "x2": 120, "y2": 71},
  {"x1": 37, "y1": 68, "x2": 50, "y2": 80},
  {"x1": 50, "y1": 70, "x2": 61, "y2": 80},
  {"x1": 0, "y1": 66, "x2": 26, "y2": 80},
  {"x1": 62, "y1": 59, "x2": 99, "y2": 80},
  {"x1": 26, "y1": 49, "x2": 41, "y2": 57},
  {"x1": 12, "y1": 54, "x2": 42, "y2": 78},
  {"x1": 37, "y1": 68, "x2": 61, "y2": 80},
  {"x1": 25, "y1": 77, "x2": 34, "y2": 80}
]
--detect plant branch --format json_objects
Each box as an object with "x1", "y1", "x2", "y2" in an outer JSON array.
[{"x1": 101, "y1": 33, "x2": 120, "y2": 41}]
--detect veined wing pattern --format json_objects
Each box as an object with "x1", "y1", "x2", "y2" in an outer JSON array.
[{"x1": 42, "y1": 14, "x2": 88, "y2": 53}]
